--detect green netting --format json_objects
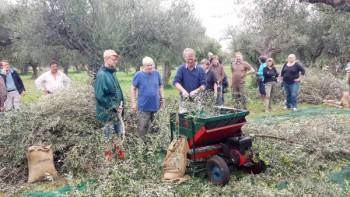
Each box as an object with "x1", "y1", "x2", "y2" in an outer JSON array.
[
  {"x1": 276, "y1": 181, "x2": 289, "y2": 190},
  {"x1": 251, "y1": 107, "x2": 350, "y2": 193},
  {"x1": 329, "y1": 165, "x2": 350, "y2": 189},
  {"x1": 23, "y1": 181, "x2": 94, "y2": 197},
  {"x1": 252, "y1": 107, "x2": 350, "y2": 124},
  {"x1": 274, "y1": 165, "x2": 350, "y2": 192}
]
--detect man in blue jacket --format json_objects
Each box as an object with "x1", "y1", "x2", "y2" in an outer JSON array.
[
  {"x1": 1, "y1": 60, "x2": 25, "y2": 110},
  {"x1": 94, "y1": 50, "x2": 124, "y2": 140},
  {"x1": 173, "y1": 48, "x2": 206, "y2": 112}
]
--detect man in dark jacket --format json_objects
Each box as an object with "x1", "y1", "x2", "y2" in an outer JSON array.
[
  {"x1": 94, "y1": 50, "x2": 124, "y2": 140},
  {"x1": 173, "y1": 48, "x2": 206, "y2": 112},
  {"x1": 1, "y1": 60, "x2": 25, "y2": 110}
]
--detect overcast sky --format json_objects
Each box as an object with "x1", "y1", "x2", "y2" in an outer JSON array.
[{"x1": 189, "y1": 0, "x2": 244, "y2": 52}]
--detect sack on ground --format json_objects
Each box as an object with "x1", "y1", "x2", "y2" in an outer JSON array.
[
  {"x1": 162, "y1": 136, "x2": 190, "y2": 183},
  {"x1": 27, "y1": 145, "x2": 58, "y2": 183}
]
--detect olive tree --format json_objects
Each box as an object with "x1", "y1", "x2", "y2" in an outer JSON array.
[{"x1": 228, "y1": 0, "x2": 350, "y2": 69}]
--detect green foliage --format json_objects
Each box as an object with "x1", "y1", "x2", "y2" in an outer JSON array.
[
  {"x1": 195, "y1": 37, "x2": 224, "y2": 62},
  {"x1": 0, "y1": 85, "x2": 105, "y2": 193},
  {"x1": 82, "y1": 107, "x2": 350, "y2": 196},
  {"x1": 299, "y1": 68, "x2": 347, "y2": 104},
  {"x1": 228, "y1": 0, "x2": 350, "y2": 66},
  {"x1": 1, "y1": 79, "x2": 350, "y2": 195},
  {"x1": 0, "y1": 0, "x2": 222, "y2": 76}
]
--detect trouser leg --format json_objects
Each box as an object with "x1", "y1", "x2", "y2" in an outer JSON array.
[
  {"x1": 232, "y1": 87, "x2": 240, "y2": 107},
  {"x1": 264, "y1": 82, "x2": 275, "y2": 111},
  {"x1": 259, "y1": 80, "x2": 266, "y2": 97},
  {"x1": 103, "y1": 122, "x2": 115, "y2": 141},
  {"x1": 13, "y1": 91, "x2": 21, "y2": 110},
  {"x1": 290, "y1": 82, "x2": 300, "y2": 108},
  {"x1": 138, "y1": 111, "x2": 152, "y2": 141},
  {"x1": 232, "y1": 85, "x2": 246, "y2": 109},
  {"x1": 238, "y1": 84, "x2": 247, "y2": 109},
  {"x1": 284, "y1": 83, "x2": 292, "y2": 108},
  {"x1": 5, "y1": 91, "x2": 15, "y2": 111}
]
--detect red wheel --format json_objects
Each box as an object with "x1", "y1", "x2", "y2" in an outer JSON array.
[{"x1": 206, "y1": 155, "x2": 230, "y2": 185}]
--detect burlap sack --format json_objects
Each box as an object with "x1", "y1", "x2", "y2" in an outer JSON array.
[
  {"x1": 162, "y1": 136, "x2": 190, "y2": 183},
  {"x1": 27, "y1": 145, "x2": 58, "y2": 183}
]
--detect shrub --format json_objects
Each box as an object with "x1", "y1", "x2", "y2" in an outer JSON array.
[
  {"x1": 0, "y1": 85, "x2": 105, "y2": 192},
  {"x1": 299, "y1": 69, "x2": 347, "y2": 104}
]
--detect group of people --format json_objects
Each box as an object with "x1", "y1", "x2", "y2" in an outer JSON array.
[
  {"x1": 257, "y1": 54, "x2": 305, "y2": 112},
  {"x1": 173, "y1": 49, "x2": 256, "y2": 111},
  {"x1": 182, "y1": 50, "x2": 306, "y2": 113},
  {"x1": 2, "y1": 47, "x2": 349, "y2": 142},
  {"x1": 94, "y1": 50, "x2": 164, "y2": 141},
  {"x1": 95, "y1": 48, "x2": 309, "y2": 142},
  {"x1": 0, "y1": 60, "x2": 71, "y2": 113}
]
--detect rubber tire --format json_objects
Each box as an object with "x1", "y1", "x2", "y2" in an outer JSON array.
[
  {"x1": 250, "y1": 160, "x2": 267, "y2": 174},
  {"x1": 206, "y1": 155, "x2": 230, "y2": 185}
]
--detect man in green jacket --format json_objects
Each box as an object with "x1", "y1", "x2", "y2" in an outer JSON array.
[{"x1": 94, "y1": 49, "x2": 124, "y2": 140}]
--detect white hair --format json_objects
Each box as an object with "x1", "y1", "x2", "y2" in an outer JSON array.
[
  {"x1": 183, "y1": 48, "x2": 196, "y2": 58},
  {"x1": 288, "y1": 54, "x2": 296, "y2": 60},
  {"x1": 142, "y1": 56, "x2": 155, "y2": 66}
]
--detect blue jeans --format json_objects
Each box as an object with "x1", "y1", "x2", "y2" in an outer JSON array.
[
  {"x1": 103, "y1": 121, "x2": 122, "y2": 141},
  {"x1": 258, "y1": 80, "x2": 266, "y2": 96},
  {"x1": 283, "y1": 82, "x2": 300, "y2": 108}
]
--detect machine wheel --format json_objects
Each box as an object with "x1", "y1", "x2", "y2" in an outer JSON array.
[
  {"x1": 250, "y1": 160, "x2": 267, "y2": 174},
  {"x1": 206, "y1": 155, "x2": 230, "y2": 185}
]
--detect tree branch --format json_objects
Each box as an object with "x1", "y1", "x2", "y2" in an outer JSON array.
[{"x1": 300, "y1": 0, "x2": 350, "y2": 11}]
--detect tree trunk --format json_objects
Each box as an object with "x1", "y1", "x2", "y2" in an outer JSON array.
[
  {"x1": 163, "y1": 61, "x2": 172, "y2": 86},
  {"x1": 154, "y1": 61, "x2": 158, "y2": 70},
  {"x1": 0, "y1": 25, "x2": 11, "y2": 47},
  {"x1": 63, "y1": 64, "x2": 69, "y2": 75},
  {"x1": 21, "y1": 64, "x2": 29, "y2": 75},
  {"x1": 31, "y1": 64, "x2": 39, "y2": 79},
  {"x1": 135, "y1": 65, "x2": 141, "y2": 72},
  {"x1": 297, "y1": 47, "x2": 307, "y2": 66},
  {"x1": 310, "y1": 43, "x2": 324, "y2": 64},
  {"x1": 74, "y1": 64, "x2": 81, "y2": 73}
]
